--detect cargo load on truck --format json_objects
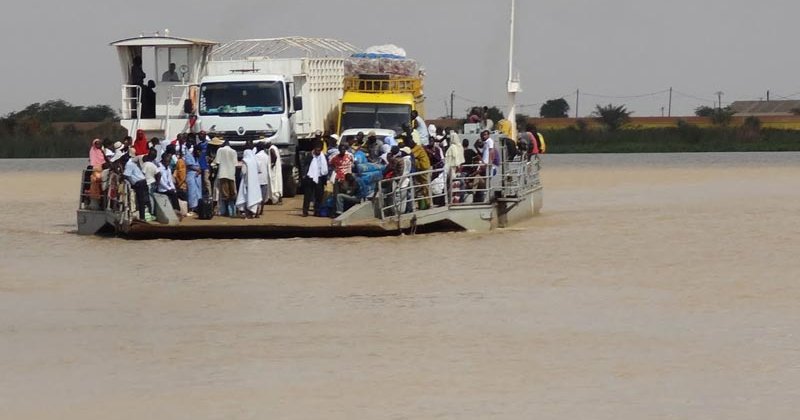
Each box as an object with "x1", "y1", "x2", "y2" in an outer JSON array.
[
  {"x1": 338, "y1": 44, "x2": 425, "y2": 136},
  {"x1": 344, "y1": 44, "x2": 419, "y2": 78}
]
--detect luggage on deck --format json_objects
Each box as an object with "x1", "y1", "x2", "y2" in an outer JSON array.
[
  {"x1": 152, "y1": 193, "x2": 179, "y2": 225},
  {"x1": 198, "y1": 197, "x2": 214, "y2": 220}
]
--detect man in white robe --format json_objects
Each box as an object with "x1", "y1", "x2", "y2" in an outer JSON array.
[
  {"x1": 236, "y1": 149, "x2": 263, "y2": 217},
  {"x1": 266, "y1": 141, "x2": 283, "y2": 204},
  {"x1": 255, "y1": 143, "x2": 270, "y2": 209}
]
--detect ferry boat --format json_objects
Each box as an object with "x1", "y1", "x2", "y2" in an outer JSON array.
[{"x1": 76, "y1": 1, "x2": 542, "y2": 238}]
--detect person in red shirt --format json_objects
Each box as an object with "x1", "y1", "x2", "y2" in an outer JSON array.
[
  {"x1": 329, "y1": 143, "x2": 354, "y2": 194},
  {"x1": 133, "y1": 129, "x2": 149, "y2": 157}
]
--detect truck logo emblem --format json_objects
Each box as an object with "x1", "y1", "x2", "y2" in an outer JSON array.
[{"x1": 237, "y1": 127, "x2": 246, "y2": 136}]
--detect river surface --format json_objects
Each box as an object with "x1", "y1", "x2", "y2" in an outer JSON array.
[{"x1": 1, "y1": 153, "x2": 799, "y2": 419}]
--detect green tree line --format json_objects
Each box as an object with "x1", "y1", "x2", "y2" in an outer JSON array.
[{"x1": 0, "y1": 100, "x2": 126, "y2": 158}]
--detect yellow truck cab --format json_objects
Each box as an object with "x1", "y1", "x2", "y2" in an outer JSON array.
[{"x1": 337, "y1": 50, "x2": 425, "y2": 136}]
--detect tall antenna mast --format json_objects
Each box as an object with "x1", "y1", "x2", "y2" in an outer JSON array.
[{"x1": 506, "y1": 0, "x2": 521, "y2": 139}]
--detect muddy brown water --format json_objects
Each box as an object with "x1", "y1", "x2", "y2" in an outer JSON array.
[{"x1": 1, "y1": 153, "x2": 799, "y2": 419}]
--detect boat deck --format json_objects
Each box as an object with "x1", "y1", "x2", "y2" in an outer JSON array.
[{"x1": 123, "y1": 197, "x2": 462, "y2": 239}]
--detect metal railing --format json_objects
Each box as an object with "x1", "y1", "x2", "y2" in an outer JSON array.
[
  {"x1": 121, "y1": 85, "x2": 142, "y2": 121},
  {"x1": 78, "y1": 168, "x2": 132, "y2": 225},
  {"x1": 499, "y1": 157, "x2": 541, "y2": 198},
  {"x1": 375, "y1": 167, "x2": 448, "y2": 221},
  {"x1": 449, "y1": 163, "x2": 493, "y2": 206},
  {"x1": 343, "y1": 77, "x2": 422, "y2": 94},
  {"x1": 165, "y1": 84, "x2": 191, "y2": 140}
]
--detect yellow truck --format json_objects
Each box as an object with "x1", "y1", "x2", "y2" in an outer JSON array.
[{"x1": 337, "y1": 51, "x2": 425, "y2": 139}]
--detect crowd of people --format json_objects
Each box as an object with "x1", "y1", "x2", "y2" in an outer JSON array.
[
  {"x1": 83, "y1": 130, "x2": 284, "y2": 222},
  {"x1": 84, "y1": 112, "x2": 545, "y2": 223},
  {"x1": 294, "y1": 113, "x2": 545, "y2": 218}
]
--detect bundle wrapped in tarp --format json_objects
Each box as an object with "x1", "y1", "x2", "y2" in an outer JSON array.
[
  {"x1": 355, "y1": 162, "x2": 385, "y2": 174},
  {"x1": 345, "y1": 45, "x2": 419, "y2": 78}
]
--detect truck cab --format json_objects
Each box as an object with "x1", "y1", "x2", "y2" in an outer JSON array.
[
  {"x1": 338, "y1": 76, "x2": 425, "y2": 137},
  {"x1": 196, "y1": 74, "x2": 301, "y2": 157}
]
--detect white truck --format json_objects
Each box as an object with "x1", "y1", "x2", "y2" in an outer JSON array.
[{"x1": 111, "y1": 35, "x2": 356, "y2": 196}]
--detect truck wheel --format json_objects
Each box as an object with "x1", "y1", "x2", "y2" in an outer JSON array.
[{"x1": 282, "y1": 165, "x2": 298, "y2": 198}]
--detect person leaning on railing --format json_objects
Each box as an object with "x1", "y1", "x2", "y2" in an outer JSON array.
[{"x1": 405, "y1": 137, "x2": 431, "y2": 210}]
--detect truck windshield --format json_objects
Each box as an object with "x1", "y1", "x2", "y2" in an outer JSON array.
[
  {"x1": 199, "y1": 81, "x2": 284, "y2": 116},
  {"x1": 341, "y1": 103, "x2": 411, "y2": 133}
]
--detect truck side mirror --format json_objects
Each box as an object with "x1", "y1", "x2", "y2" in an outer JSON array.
[{"x1": 293, "y1": 96, "x2": 303, "y2": 112}]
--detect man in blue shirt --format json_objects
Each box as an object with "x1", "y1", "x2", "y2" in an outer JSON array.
[
  {"x1": 197, "y1": 131, "x2": 211, "y2": 196},
  {"x1": 121, "y1": 155, "x2": 153, "y2": 221}
]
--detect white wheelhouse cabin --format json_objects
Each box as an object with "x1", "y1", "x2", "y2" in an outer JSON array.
[{"x1": 111, "y1": 35, "x2": 217, "y2": 140}]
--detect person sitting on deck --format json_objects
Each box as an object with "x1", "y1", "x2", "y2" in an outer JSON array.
[
  {"x1": 335, "y1": 173, "x2": 363, "y2": 216},
  {"x1": 162, "y1": 63, "x2": 181, "y2": 82}
]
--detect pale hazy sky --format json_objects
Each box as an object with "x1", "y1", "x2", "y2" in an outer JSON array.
[{"x1": 1, "y1": 0, "x2": 798, "y2": 118}]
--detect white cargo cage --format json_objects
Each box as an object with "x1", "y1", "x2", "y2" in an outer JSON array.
[{"x1": 208, "y1": 37, "x2": 358, "y2": 139}]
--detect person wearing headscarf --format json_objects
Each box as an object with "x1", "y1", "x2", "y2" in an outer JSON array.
[
  {"x1": 444, "y1": 129, "x2": 465, "y2": 179},
  {"x1": 133, "y1": 129, "x2": 149, "y2": 157},
  {"x1": 89, "y1": 139, "x2": 106, "y2": 168},
  {"x1": 411, "y1": 110, "x2": 429, "y2": 145},
  {"x1": 236, "y1": 149, "x2": 263, "y2": 218}
]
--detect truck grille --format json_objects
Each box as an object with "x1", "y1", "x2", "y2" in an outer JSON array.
[{"x1": 217, "y1": 131, "x2": 272, "y2": 144}]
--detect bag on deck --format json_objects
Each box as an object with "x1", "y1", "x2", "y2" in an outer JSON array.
[{"x1": 198, "y1": 197, "x2": 214, "y2": 220}]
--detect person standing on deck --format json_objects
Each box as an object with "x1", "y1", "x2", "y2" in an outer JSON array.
[
  {"x1": 410, "y1": 110, "x2": 429, "y2": 146},
  {"x1": 445, "y1": 129, "x2": 465, "y2": 179},
  {"x1": 406, "y1": 138, "x2": 431, "y2": 210},
  {"x1": 133, "y1": 129, "x2": 149, "y2": 158},
  {"x1": 196, "y1": 132, "x2": 211, "y2": 196},
  {"x1": 121, "y1": 154, "x2": 154, "y2": 221},
  {"x1": 302, "y1": 142, "x2": 328, "y2": 217},
  {"x1": 255, "y1": 143, "x2": 270, "y2": 210},
  {"x1": 141, "y1": 152, "x2": 159, "y2": 214},
  {"x1": 89, "y1": 139, "x2": 106, "y2": 168},
  {"x1": 236, "y1": 149, "x2": 263, "y2": 218},
  {"x1": 155, "y1": 153, "x2": 181, "y2": 216},
  {"x1": 266, "y1": 140, "x2": 283, "y2": 204},
  {"x1": 212, "y1": 140, "x2": 238, "y2": 216},
  {"x1": 173, "y1": 150, "x2": 187, "y2": 198},
  {"x1": 161, "y1": 63, "x2": 181, "y2": 82},
  {"x1": 329, "y1": 143, "x2": 354, "y2": 195},
  {"x1": 183, "y1": 148, "x2": 202, "y2": 216}
]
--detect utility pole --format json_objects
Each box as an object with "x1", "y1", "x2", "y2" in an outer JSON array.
[
  {"x1": 575, "y1": 89, "x2": 580, "y2": 118},
  {"x1": 661, "y1": 107, "x2": 665, "y2": 117},
  {"x1": 668, "y1": 87, "x2": 673, "y2": 117},
  {"x1": 767, "y1": 90, "x2": 770, "y2": 102},
  {"x1": 450, "y1": 90, "x2": 455, "y2": 119},
  {"x1": 505, "y1": 0, "x2": 520, "y2": 139},
  {"x1": 715, "y1": 91, "x2": 724, "y2": 109}
]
